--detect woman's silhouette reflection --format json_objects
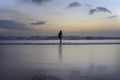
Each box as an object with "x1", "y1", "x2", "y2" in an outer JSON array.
[{"x1": 59, "y1": 43, "x2": 62, "y2": 61}]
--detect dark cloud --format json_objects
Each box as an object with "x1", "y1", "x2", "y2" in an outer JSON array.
[
  {"x1": 23, "y1": 0, "x2": 51, "y2": 5},
  {"x1": 106, "y1": 15, "x2": 119, "y2": 19},
  {"x1": 0, "y1": 20, "x2": 30, "y2": 30},
  {"x1": 31, "y1": 21, "x2": 46, "y2": 25},
  {"x1": 67, "y1": 2, "x2": 81, "y2": 8},
  {"x1": 89, "y1": 9, "x2": 97, "y2": 15},
  {"x1": 89, "y1": 7, "x2": 112, "y2": 15}
]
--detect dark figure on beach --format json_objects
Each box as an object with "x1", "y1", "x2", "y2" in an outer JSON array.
[{"x1": 58, "y1": 30, "x2": 63, "y2": 43}]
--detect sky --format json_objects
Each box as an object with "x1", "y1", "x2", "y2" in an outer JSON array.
[{"x1": 0, "y1": 0, "x2": 120, "y2": 36}]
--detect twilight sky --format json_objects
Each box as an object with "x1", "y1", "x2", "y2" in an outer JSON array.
[{"x1": 0, "y1": 0, "x2": 120, "y2": 36}]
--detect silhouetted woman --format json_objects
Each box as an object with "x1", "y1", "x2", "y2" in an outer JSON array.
[{"x1": 58, "y1": 30, "x2": 63, "y2": 43}]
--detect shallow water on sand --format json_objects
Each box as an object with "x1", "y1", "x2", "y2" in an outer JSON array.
[{"x1": 0, "y1": 40, "x2": 120, "y2": 80}]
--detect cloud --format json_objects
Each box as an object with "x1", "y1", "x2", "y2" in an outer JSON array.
[
  {"x1": 23, "y1": 0, "x2": 51, "y2": 5},
  {"x1": 0, "y1": 9, "x2": 12, "y2": 13},
  {"x1": 0, "y1": 20, "x2": 31, "y2": 30},
  {"x1": 89, "y1": 7, "x2": 112, "y2": 15},
  {"x1": 85, "y1": 4, "x2": 91, "y2": 8},
  {"x1": 31, "y1": 21, "x2": 46, "y2": 25},
  {"x1": 0, "y1": 9, "x2": 24, "y2": 16},
  {"x1": 67, "y1": 2, "x2": 81, "y2": 8},
  {"x1": 106, "y1": 15, "x2": 119, "y2": 19}
]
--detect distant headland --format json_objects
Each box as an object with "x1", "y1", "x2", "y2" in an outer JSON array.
[{"x1": 0, "y1": 36, "x2": 120, "y2": 40}]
